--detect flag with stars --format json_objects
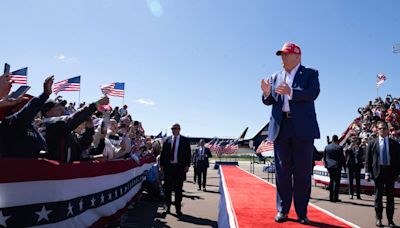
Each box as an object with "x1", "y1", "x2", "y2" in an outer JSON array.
[
  {"x1": 0, "y1": 158, "x2": 155, "y2": 227},
  {"x1": 53, "y1": 76, "x2": 81, "y2": 94},
  {"x1": 100, "y1": 82, "x2": 125, "y2": 97}
]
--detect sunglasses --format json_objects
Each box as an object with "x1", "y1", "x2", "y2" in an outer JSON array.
[
  {"x1": 171, "y1": 127, "x2": 179, "y2": 130},
  {"x1": 378, "y1": 127, "x2": 388, "y2": 130}
]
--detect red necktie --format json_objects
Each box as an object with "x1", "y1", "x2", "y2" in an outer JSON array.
[{"x1": 171, "y1": 137, "x2": 177, "y2": 161}]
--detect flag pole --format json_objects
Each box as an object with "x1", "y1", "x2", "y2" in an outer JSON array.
[{"x1": 78, "y1": 90, "x2": 81, "y2": 105}]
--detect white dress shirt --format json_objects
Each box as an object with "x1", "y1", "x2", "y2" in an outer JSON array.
[
  {"x1": 277, "y1": 64, "x2": 299, "y2": 112},
  {"x1": 199, "y1": 147, "x2": 204, "y2": 160},
  {"x1": 378, "y1": 136, "x2": 390, "y2": 165},
  {"x1": 170, "y1": 135, "x2": 180, "y2": 164},
  {"x1": 263, "y1": 64, "x2": 299, "y2": 112}
]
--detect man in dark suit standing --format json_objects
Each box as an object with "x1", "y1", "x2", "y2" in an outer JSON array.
[
  {"x1": 194, "y1": 139, "x2": 212, "y2": 191},
  {"x1": 261, "y1": 42, "x2": 320, "y2": 225},
  {"x1": 160, "y1": 123, "x2": 191, "y2": 216},
  {"x1": 365, "y1": 121, "x2": 400, "y2": 227},
  {"x1": 324, "y1": 135, "x2": 345, "y2": 202},
  {"x1": 345, "y1": 137, "x2": 364, "y2": 200}
]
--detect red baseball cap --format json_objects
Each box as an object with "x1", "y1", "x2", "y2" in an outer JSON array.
[
  {"x1": 97, "y1": 104, "x2": 112, "y2": 112},
  {"x1": 276, "y1": 42, "x2": 301, "y2": 56}
]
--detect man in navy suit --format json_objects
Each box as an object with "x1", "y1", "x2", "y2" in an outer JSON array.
[
  {"x1": 261, "y1": 42, "x2": 320, "y2": 225},
  {"x1": 160, "y1": 123, "x2": 191, "y2": 216},
  {"x1": 194, "y1": 139, "x2": 212, "y2": 191},
  {"x1": 324, "y1": 135, "x2": 345, "y2": 202},
  {"x1": 365, "y1": 121, "x2": 400, "y2": 227}
]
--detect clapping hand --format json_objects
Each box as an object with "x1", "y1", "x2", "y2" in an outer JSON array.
[
  {"x1": 261, "y1": 78, "x2": 271, "y2": 96},
  {"x1": 275, "y1": 82, "x2": 291, "y2": 95}
]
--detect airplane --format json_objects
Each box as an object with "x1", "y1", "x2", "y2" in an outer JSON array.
[
  {"x1": 152, "y1": 123, "x2": 270, "y2": 152},
  {"x1": 185, "y1": 127, "x2": 250, "y2": 145}
]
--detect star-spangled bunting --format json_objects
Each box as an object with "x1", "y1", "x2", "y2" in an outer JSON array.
[
  {"x1": 0, "y1": 210, "x2": 11, "y2": 227},
  {"x1": 35, "y1": 205, "x2": 52, "y2": 222},
  {"x1": 0, "y1": 173, "x2": 145, "y2": 227}
]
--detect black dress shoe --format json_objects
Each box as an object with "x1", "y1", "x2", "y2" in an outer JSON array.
[
  {"x1": 357, "y1": 196, "x2": 362, "y2": 200},
  {"x1": 332, "y1": 199, "x2": 342, "y2": 202},
  {"x1": 176, "y1": 210, "x2": 183, "y2": 216},
  {"x1": 274, "y1": 212, "x2": 288, "y2": 223},
  {"x1": 166, "y1": 207, "x2": 171, "y2": 214},
  {"x1": 376, "y1": 219, "x2": 383, "y2": 227},
  {"x1": 349, "y1": 195, "x2": 354, "y2": 199},
  {"x1": 389, "y1": 221, "x2": 397, "y2": 228},
  {"x1": 298, "y1": 216, "x2": 310, "y2": 225}
]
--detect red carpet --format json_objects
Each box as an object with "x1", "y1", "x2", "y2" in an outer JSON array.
[{"x1": 220, "y1": 166, "x2": 356, "y2": 228}]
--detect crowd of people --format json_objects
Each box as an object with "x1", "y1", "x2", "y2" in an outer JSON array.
[
  {"x1": 323, "y1": 94, "x2": 400, "y2": 227},
  {"x1": 0, "y1": 74, "x2": 160, "y2": 164},
  {"x1": 1, "y1": 72, "x2": 219, "y2": 217},
  {"x1": 347, "y1": 94, "x2": 400, "y2": 146}
]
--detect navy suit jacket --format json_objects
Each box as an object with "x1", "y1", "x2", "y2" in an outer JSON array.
[
  {"x1": 262, "y1": 65, "x2": 320, "y2": 141},
  {"x1": 160, "y1": 135, "x2": 191, "y2": 168},
  {"x1": 323, "y1": 143, "x2": 345, "y2": 169},
  {"x1": 365, "y1": 138, "x2": 400, "y2": 180}
]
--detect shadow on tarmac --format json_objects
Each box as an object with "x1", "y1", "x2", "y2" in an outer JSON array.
[
  {"x1": 310, "y1": 197, "x2": 373, "y2": 208},
  {"x1": 173, "y1": 214, "x2": 218, "y2": 227},
  {"x1": 120, "y1": 194, "x2": 170, "y2": 228}
]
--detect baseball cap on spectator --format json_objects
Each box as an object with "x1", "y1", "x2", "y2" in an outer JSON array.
[
  {"x1": 97, "y1": 104, "x2": 112, "y2": 112},
  {"x1": 276, "y1": 42, "x2": 302, "y2": 56},
  {"x1": 41, "y1": 99, "x2": 67, "y2": 117}
]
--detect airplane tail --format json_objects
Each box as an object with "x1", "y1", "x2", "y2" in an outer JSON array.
[
  {"x1": 250, "y1": 123, "x2": 269, "y2": 142},
  {"x1": 249, "y1": 123, "x2": 269, "y2": 150},
  {"x1": 238, "y1": 127, "x2": 248, "y2": 141}
]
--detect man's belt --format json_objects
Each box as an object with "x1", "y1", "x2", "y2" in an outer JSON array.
[{"x1": 283, "y1": 112, "x2": 292, "y2": 118}]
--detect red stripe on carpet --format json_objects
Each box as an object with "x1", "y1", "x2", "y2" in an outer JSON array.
[{"x1": 221, "y1": 166, "x2": 354, "y2": 228}]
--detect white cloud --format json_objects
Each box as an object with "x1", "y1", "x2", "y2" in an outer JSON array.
[
  {"x1": 135, "y1": 98, "x2": 155, "y2": 106},
  {"x1": 147, "y1": 0, "x2": 163, "y2": 17},
  {"x1": 56, "y1": 55, "x2": 77, "y2": 61}
]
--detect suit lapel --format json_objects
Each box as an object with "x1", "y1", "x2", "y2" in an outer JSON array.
[
  {"x1": 291, "y1": 65, "x2": 304, "y2": 88},
  {"x1": 374, "y1": 139, "x2": 380, "y2": 161}
]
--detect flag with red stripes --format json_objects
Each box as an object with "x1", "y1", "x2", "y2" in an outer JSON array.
[
  {"x1": 101, "y1": 82, "x2": 125, "y2": 98},
  {"x1": 10, "y1": 67, "x2": 28, "y2": 85},
  {"x1": 53, "y1": 76, "x2": 81, "y2": 94},
  {"x1": 376, "y1": 73, "x2": 386, "y2": 88},
  {"x1": 256, "y1": 140, "x2": 274, "y2": 154}
]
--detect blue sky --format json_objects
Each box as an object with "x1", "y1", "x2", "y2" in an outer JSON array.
[{"x1": 1, "y1": 0, "x2": 399, "y2": 149}]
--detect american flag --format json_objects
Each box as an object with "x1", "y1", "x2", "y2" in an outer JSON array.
[
  {"x1": 101, "y1": 82, "x2": 125, "y2": 98},
  {"x1": 256, "y1": 140, "x2": 274, "y2": 154},
  {"x1": 10, "y1": 67, "x2": 28, "y2": 85},
  {"x1": 215, "y1": 140, "x2": 229, "y2": 157},
  {"x1": 53, "y1": 76, "x2": 81, "y2": 94},
  {"x1": 376, "y1": 73, "x2": 386, "y2": 88},
  {"x1": 205, "y1": 138, "x2": 217, "y2": 149},
  {"x1": 210, "y1": 139, "x2": 219, "y2": 153},
  {"x1": 224, "y1": 140, "x2": 239, "y2": 154}
]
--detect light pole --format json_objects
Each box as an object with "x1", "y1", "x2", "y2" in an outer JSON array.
[
  {"x1": 393, "y1": 43, "x2": 400, "y2": 53},
  {"x1": 249, "y1": 140, "x2": 254, "y2": 173}
]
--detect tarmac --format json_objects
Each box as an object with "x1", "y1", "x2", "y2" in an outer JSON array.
[{"x1": 120, "y1": 161, "x2": 400, "y2": 228}]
